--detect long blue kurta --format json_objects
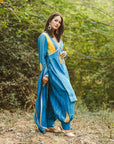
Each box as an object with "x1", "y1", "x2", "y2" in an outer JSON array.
[{"x1": 34, "y1": 32, "x2": 77, "y2": 133}]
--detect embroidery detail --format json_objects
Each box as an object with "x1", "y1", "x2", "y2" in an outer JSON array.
[
  {"x1": 59, "y1": 55, "x2": 65, "y2": 64},
  {"x1": 47, "y1": 48, "x2": 52, "y2": 55},
  {"x1": 64, "y1": 112, "x2": 70, "y2": 123},
  {"x1": 40, "y1": 63, "x2": 43, "y2": 71},
  {"x1": 43, "y1": 32, "x2": 56, "y2": 55}
]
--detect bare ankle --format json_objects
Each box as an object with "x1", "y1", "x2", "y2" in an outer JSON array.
[{"x1": 63, "y1": 129, "x2": 71, "y2": 133}]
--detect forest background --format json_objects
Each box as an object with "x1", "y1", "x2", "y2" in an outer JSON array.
[{"x1": 0, "y1": 0, "x2": 114, "y2": 111}]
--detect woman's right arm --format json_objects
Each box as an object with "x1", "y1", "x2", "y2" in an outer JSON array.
[{"x1": 38, "y1": 34, "x2": 49, "y2": 86}]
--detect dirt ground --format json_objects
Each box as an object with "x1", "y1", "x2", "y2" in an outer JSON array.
[{"x1": 0, "y1": 109, "x2": 114, "y2": 144}]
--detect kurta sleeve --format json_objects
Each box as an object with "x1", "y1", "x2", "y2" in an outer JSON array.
[{"x1": 38, "y1": 33, "x2": 49, "y2": 76}]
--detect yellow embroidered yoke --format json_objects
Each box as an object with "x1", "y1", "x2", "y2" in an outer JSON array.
[{"x1": 43, "y1": 32, "x2": 57, "y2": 55}]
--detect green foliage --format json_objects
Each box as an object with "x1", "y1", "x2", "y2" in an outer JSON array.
[{"x1": 0, "y1": 0, "x2": 114, "y2": 110}]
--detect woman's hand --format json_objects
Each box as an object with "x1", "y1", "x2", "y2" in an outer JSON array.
[
  {"x1": 42, "y1": 75, "x2": 49, "y2": 86},
  {"x1": 60, "y1": 51, "x2": 67, "y2": 59}
]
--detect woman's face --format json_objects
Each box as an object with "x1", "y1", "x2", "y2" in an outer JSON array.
[{"x1": 49, "y1": 16, "x2": 61, "y2": 31}]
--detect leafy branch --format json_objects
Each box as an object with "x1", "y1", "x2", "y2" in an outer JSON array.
[{"x1": 68, "y1": 56, "x2": 114, "y2": 61}]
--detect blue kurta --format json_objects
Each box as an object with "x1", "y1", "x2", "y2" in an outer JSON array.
[{"x1": 34, "y1": 32, "x2": 77, "y2": 133}]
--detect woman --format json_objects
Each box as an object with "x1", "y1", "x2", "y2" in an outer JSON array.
[{"x1": 34, "y1": 13, "x2": 77, "y2": 137}]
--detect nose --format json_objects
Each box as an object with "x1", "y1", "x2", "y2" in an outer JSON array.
[{"x1": 56, "y1": 21, "x2": 60, "y2": 26}]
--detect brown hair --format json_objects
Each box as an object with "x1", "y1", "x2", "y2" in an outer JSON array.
[{"x1": 44, "y1": 13, "x2": 64, "y2": 42}]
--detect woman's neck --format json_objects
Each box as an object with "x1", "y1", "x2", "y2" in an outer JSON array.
[{"x1": 51, "y1": 29, "x2": 55, "y2": 37}]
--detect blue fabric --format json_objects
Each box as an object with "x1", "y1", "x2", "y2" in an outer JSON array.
[
  {"x1": 47, "y1": 49, "x2": 77, "y2": 102},
  {"x1": 34, "y1": 32, "x2": 77, "y2": 133},
  {"x1": 61, "y1": 121, "x2": 71, "y2": 130},
  {"x1": 38, "y1": 33, "x2": 49, "y2": 76},
  {"x1": 34, "y1": 33, "x2": 49, "y2": 133}
]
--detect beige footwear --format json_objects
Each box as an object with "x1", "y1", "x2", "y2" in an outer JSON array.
[
  {"x1": 62, "y1": 130, "x2": 75, "y2": 137},
  {"x1": 46, "y1": 126, "x2": 62, "y2": 133}
]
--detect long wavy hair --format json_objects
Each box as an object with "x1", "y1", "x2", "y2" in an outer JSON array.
[{"x1": 44, "y1": 13, "x2": 64, "y2": 42}]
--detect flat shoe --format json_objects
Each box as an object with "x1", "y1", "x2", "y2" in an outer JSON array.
[
  {"x1": 46, "y1": 126, "x2": 62, "y2": 133},
  {"x1": 62, "y1": 130, "x2": 75, "y2": 137}
]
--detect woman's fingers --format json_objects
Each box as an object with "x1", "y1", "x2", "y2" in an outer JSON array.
[
  {"x1": 60, "y1": 51, "x2": 67, "y2": 58},
  {"x1": 42, "y1": 76, "x2": 49, "y2": 86}
]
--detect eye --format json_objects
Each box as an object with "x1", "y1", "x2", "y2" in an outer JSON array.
[{"x1": 54, "y1": 19, "x2": 61, "y2": 24}]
